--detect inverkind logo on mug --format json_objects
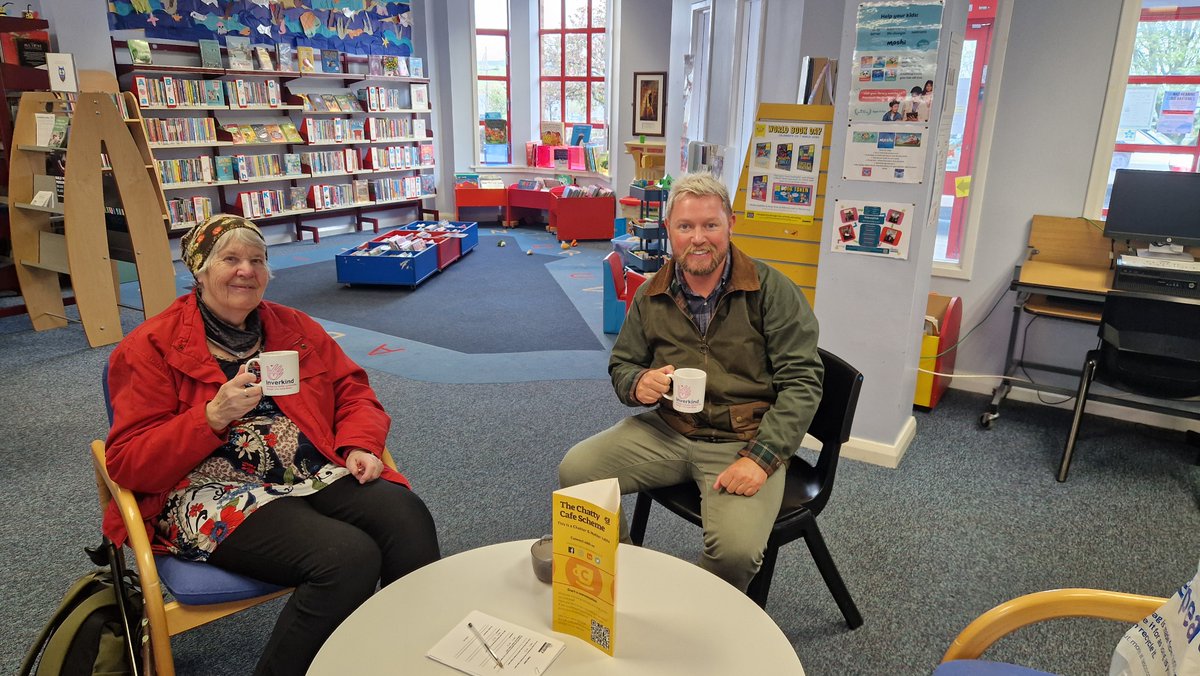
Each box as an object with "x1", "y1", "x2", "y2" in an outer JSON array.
[{"x1": 246, "y1": 350, "x2": 300, "y2": 395}]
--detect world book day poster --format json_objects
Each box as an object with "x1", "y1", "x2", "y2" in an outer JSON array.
[
  {"x1": 552, "y1": 478, "x2": 619, "y2": 656},
  {"x1": 742, "y1": 121, "x2": 825, "y2": 225}
]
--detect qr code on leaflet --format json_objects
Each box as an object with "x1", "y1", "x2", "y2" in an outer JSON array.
[{"x1": 589, "y1": 619, "x2": 611, "y2": 651}]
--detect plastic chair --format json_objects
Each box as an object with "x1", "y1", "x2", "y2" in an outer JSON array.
[
  {"x1": 628, "y1": 348, "x2": 865, "y2": 628},
  {"x1": 1059, "y1": 290, "x2": 1200, "y2": 481},
  {"x1": 602, "y1": 250, "x2": 648, "y2": 334},
  {"x1": 935, "y1": 588, "x2": 1164, "y2": 674}
]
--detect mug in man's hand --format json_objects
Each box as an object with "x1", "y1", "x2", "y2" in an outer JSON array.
[
  {"x1": 246, "y1": 350, "x2": 300, "y2": 396},
  {"x1": 663, "y1": 368, "x2": 706, "y2": 413}
]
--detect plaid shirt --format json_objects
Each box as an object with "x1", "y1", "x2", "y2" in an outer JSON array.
[{"x1": 672, "y1": 254, "x2": 732, "y2": 336}]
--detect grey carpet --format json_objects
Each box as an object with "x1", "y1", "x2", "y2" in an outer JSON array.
[
  {"x1": 263, "y1": 235, "x2": 603, "y2": 354},
  {"x1": 3, "y1": 305, "x2": 1199, "y2": 675}
]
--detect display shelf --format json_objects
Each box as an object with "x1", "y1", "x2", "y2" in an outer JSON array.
[
  {"x1": 13, "y1": 202, "x2": 65, "y2": 215},
  {"x1": 114, "y1": 38, "x2": 438, "y2": 238}
]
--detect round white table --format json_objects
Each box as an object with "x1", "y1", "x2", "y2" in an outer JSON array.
[{"x1": 308, "y1": 540, "x2": 804, "y2": 675}]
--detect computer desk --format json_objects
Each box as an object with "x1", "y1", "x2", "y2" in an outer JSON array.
[{"x1": 980, "y1": 215, "x2": 1200, "y2": 429}]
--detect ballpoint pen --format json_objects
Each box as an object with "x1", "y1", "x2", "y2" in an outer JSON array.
[{"x1": 467, "y1": 622, "x2": 505, "y2": 669}]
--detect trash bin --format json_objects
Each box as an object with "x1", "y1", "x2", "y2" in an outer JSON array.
[{"x1": 913, "y1": 293, "x2": 962, "y2": 410}]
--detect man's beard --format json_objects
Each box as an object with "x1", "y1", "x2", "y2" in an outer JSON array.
[{"x1": 677, "y1": 244, "x2": 728, "y2": 277}]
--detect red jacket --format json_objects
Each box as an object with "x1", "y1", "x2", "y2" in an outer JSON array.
[{"x1": 103, "y1": 292, "x2": 407, "y2": 548}]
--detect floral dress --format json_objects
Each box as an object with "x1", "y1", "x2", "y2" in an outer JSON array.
[{"x1": 155, "y1": 355, "x2": 349, "y2": 561}]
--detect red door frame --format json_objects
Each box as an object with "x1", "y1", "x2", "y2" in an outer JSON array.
[{"x1": 941, "y1": 3, "x2": 996, "y2": 262}]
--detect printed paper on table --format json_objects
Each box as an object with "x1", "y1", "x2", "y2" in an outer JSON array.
[
  {"x1": 426, "y1": 609, "x2": 565, "y2": 676},
  {"x1": 741, "y1": 120, "x2": 825, "y2": 225},
  {"x1": 552, "y1": 478, "x2": 619, "y2": 656}
]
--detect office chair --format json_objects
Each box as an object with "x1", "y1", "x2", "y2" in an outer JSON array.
[
  {"x1": 628, "y1": 348, "x2": 864, "y2": 628},
  {"x1": 97, "y1": 366, "x2": 398, "y2": 675},
  {"x1": 936, "y1": 588, "x2": 1164, "y2": 674},
  {"x1": 1059, "y1": 290, "x2": 1200, "y2": 482}
]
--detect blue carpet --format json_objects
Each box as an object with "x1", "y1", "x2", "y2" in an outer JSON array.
[{"x1": 264, "y1": 235, "x2": 603, "y2": 354}]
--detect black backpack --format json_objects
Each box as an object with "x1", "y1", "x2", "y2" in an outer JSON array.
[{"x1": 20, "y1": 543, "x2": 145, "y2": 676}]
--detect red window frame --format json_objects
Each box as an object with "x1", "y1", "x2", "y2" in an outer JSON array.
[
  {"x1": 476, "y1": 23, "x2": 512, "y2": 164},
  {"x1": 539, "y1": 0, "x2": 606, "y2": 129},
  {"x1": 1111, "y1": 7, "x2": 1200, "y2": 182}
]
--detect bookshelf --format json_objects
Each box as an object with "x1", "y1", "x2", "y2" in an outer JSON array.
[
  {"x1": 8, "y1": 91, "x2": 174, "y2": 347},
  {"x1": 112, "y1": 39, "x2": 438, "y2": 243}
]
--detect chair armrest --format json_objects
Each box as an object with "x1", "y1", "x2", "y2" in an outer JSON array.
[
  {"x1": 90, "y1": 440, "x2": 168, "y2": 597},
  {"x1": 382, "y1": 447, "x2": 397, "y2": 471},
  {"x1": 941, "y1": 588, "x2": 1166, "y2": 662}
]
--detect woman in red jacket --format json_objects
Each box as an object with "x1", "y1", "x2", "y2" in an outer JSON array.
[{"x1": 104, "y1": 215, "x2": 440, "y2": 675}]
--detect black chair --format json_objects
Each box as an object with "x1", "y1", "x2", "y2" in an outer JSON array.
[
  {"x1": 628, "y1": 347, "x2": 864, "y2": 629},
  {"x1": 1059, "y1": 289, "x2": 1200, "y2": 482}
]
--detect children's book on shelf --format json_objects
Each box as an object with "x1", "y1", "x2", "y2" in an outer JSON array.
[
  {"x1": 283, "y1": 153, "x2": 302, "y2": 175},
  {"x1": 483, "y1": 117, "x2": 507, "y2": 146},
  {"x1": 516, "y1": 178, "x2": 539, "y2": 190},
  {"x1": 540, "y1": 121, "x2": 565, "y2": 146},
  {"x1": 203, "y1": 80, "x2": 225, "y2": 106},
  {"x1": 199, "y1": 39, "x2": 222, "y2": 69},
  {"x1": 570, "y1": 123, "x2": 592, "y2": 146},
  {"x1": 335, "y1": 93, "x2": 360, "y2": 112},
  {"x1": 238, "y1": 124, "x2": 257, "y2": 144},
  {"x1": 266, "y1": 124, "x2": 286, "y2": 143},
  {"x1": 454, "y1": 173, "x2": 480, "y2": 188},
  {"x1": 45, "y1": 52, "x2": 77, "y2": 93},
  {"x1": 412, "y1": 118, "x2": 427, "y2": 139},
  {"x1": 419, "y1": 143, "x2": 435, "y2": 166},
  {"x1": 46, "y1": 116, "x2": 69, "y2": 148},
  {"x1": 255, "y1": 46, "x2": 273, "y2": 71},
  {"x1": 213, "y1": 156, "x2": 236, "y2": 182},
  {"x1": 321, "y1": 49, "x2": 341, "y2": 73},
  {"x1": 368, "y1": 54, "x2": 382, "y2": 76},
  {"x1": 381, "y1": 55, "x2": 400, "y2": 77},
  {"x1": 478, "y1": 174, "x2": 504, "y2": 189},
  {"x1": 252, "y1": 124, "x2": 272, "y2": 144},
  {"x1": 526, "y1": 141, "x2": 538, "y2": 166},
  {"x1": 410, "y1": 83, "x2": 429, "y2": 110},
  {"x1": 420, "y1": 174, "x2": 436, "y2": 196},
  {"x1": 127, "y1": 38, "x2": 152, "y2": 65},
  {"x1": 395, "y1": 56, "x2": 410, "y2": 77},
  {"x1": 280, "y1": 121, "x2": 303, "y2": 143},
  {"x1": 226, "y1": 36, "x2": 253, "y2": 70},
  {"x1": 553, "y1": 147, "x2": 569, "y2": 170},
  {"x1": 275, "y1": 42, "x2": 294, "y2": 71},
  {"x1": 409, "y1": 56, "x2": 424, "y2": 78},
  {"x1": 297, "y1": 46, "x2": 317, "y2": 74}
]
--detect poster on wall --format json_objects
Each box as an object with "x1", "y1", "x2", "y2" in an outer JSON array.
[
  {"x1": 832, "y1": 199, "x2": 915, "y2": 259},
  {"x1": 843, "y1": 122, "x2": 927, "y2": 184},
  {"x1": 742, "y1": 120, "x2": 826, "y2": 225},
  {"x1": 849, "y1": 2, "x2": 943, "y2": 124}
]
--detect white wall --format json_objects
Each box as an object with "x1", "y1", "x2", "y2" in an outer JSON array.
[
  {"x1": 613, "y1": 0, "x2": 673, "y2": 186},
  {"x1": 929, "y1": 0, "x2": 1125, "y2": 389},
  {"x1": 38, "y1": 0, "x2": 112, "y2": 76}
]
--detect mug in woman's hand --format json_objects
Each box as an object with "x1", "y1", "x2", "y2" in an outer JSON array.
[{"x1": 246, "y1": 351, "x2": 300, "y2": 395}]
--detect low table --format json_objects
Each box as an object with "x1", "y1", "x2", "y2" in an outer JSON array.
[{"x1": 308, "y1": 540, "x2": 804, "y2": 675}]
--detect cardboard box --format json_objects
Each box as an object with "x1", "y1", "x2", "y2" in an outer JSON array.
[{"x1": 913, "y1": 293, "x2": 962, "y2": 410}]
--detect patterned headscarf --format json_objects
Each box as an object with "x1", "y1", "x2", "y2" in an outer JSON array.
[{"x1": 180, "y1": 214, "x2": 266, "y2": 276}]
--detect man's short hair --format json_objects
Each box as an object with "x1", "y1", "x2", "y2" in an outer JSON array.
[
  {"x1": 888, "y1": 100, "x2": 899, "y2": 107},
  {"x1": 664, "y1": 173, "x2": 732, "y2": 220}
]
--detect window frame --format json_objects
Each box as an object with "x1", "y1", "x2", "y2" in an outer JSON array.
[
  {"x1": 538, "y1": 0, "x2": 608, "y2": 130},
  {"x1": 473, "y1": 2, "x2": 513, "y2": 165}
]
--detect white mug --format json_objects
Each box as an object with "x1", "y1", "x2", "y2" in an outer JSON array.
[
  {"x1": 663, "y1": 368, "x2": 706, "y2": 413},
  {"x1": 246, "y1": 350, "x2": 300, "y2": 396}
]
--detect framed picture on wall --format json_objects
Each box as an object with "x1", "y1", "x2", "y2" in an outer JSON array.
[{"x1": 633, "y1": 72, "x2": 666, "y2": 137}]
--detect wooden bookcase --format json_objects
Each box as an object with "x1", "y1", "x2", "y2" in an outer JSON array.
[
  {"x1": 113, "y1": 39, "x2": 438, "y2": 243},
  {"x1": 8, "y1": 91, "x2": 174, "y2": 347}
]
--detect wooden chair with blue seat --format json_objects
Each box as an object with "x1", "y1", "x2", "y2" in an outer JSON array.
[
  {"x1": 628, "y1": 347, "x2": 865, "y2": 628},
  {"x1": 95, "y1": 367, "x2": 397, "y2": 675},
  {"x1": 936, "y1": 588, "x2": 1165, "y2": 674},
  {"x1": 1058, "y1": 289, "x2": 1200, "y2": 482}
]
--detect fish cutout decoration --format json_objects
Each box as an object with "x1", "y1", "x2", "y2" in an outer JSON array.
[
  {"x1": 361, "y1": 12, "x2": 373, "y2": 35},
  {"x1": 256, "y1": 24, "x2": 272, "y2": 37},
  {"x1": 336, "y1": 15, "x2": 347, "y2": 39},
  {"x1": 299, "y1": 11, "x2": 319, "y2": 37},
  {"x1": 190, "y1": 10, "x2": 207, "y2": 21},
  {"x1": 397, "y1": 10, "x2": 411, "y2": 27}
]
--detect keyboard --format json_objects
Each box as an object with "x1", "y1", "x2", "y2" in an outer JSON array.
[{"x1": 1118, "y1": 254, "x2": 1200, "y2": 272}]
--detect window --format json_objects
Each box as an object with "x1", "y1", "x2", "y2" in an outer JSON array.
[
  {"x1": 933, "y1": 3, "x2": 998, "y2": 268},
  {"x1": 1101, "y1": 4, "x2": 1200, "y2": 212},
  {"x1": 539, "y1": 0, "x2": 607, "y2": 142},
  {"x1": 475, "y1": 0, "x2": 511, "y2": 165}
]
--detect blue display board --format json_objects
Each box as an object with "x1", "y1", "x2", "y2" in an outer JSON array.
[{"x1": 109, "y1": 0, "x2": 413, "y2": 57}]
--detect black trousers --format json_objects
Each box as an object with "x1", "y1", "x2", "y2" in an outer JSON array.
[{"x1": 207, "y1": 477, "x2": 440, "y2": 675}]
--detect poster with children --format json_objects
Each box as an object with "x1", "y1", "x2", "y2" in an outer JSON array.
[
  {"x1": 849, "y1": 2, "x2": 942, "y2": 123},
  {"x1": 831, "y1": 199, "x2": 914, "y2": 259},
  {"x1": 742, "y1": 120, "x2": 825, "y2": 224}
]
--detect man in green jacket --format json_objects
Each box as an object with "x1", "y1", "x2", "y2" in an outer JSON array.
[{"x1": 559, "y1": 172, "x2": 823, "y2": 592}]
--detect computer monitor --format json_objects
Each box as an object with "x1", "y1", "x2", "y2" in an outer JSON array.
[{"x1": 1104, "y1": 168, "x2": 1200, "y2": 247}]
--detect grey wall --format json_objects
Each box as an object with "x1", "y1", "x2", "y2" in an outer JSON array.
[
  {"x1": 929, "y1": 0, "x2": 1125, "y2": 389},
  {"x1": 39, "y1": 0, "x2": 112, "y2": 76},
  {"x1": 613, "y1": 0, "x2": 673, "y2": 186}
]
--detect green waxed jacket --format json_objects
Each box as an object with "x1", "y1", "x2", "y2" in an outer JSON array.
[{"x1": 610, "y1": 245, "x2": 823, "y2": 474}]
